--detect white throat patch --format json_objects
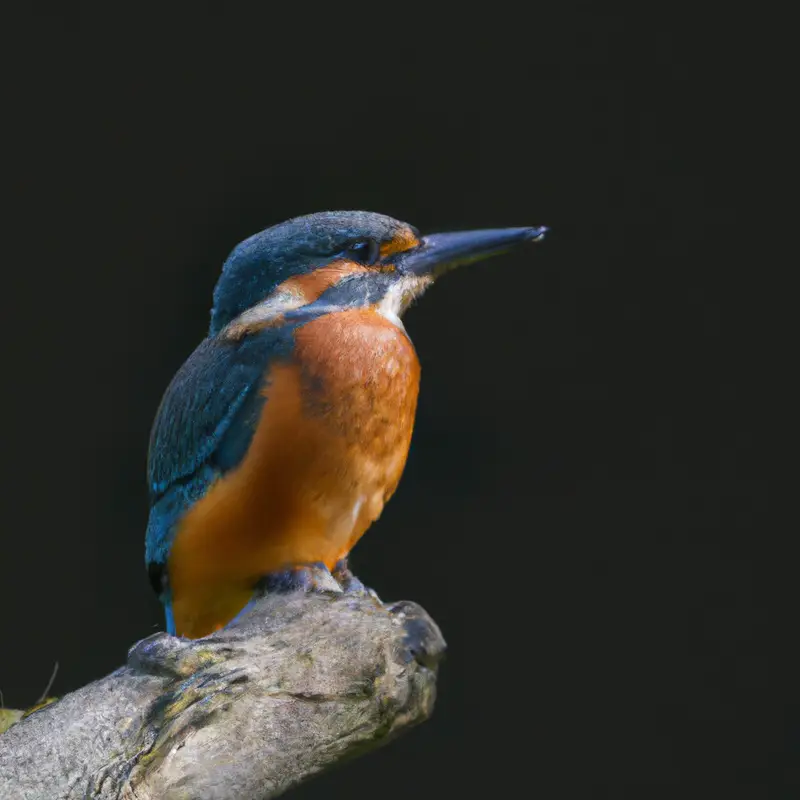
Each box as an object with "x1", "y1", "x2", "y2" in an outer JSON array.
[{"x1": 376, "y1": 274, "x2": 433, "y2": 329}]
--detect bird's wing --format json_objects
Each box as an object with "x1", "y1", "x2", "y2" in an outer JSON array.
[{"x1": 145, "y1": 327, "x2": 295, "y2": 569}]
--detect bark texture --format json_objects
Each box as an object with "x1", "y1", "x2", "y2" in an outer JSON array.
[{"x1": 0, "y1": 588, "x2": 445, "y2": 800}]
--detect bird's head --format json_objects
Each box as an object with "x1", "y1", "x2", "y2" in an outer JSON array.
[{"x1": 209, "y1": 210, "x2": 547, "y2": 338}]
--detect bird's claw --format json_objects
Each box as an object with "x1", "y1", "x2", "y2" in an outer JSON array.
[
  {"x1": 257, "y1": 562, "x2": 342, "y2": 595},
  {"x1": 332, "y1": 559, "x2": 382, "y2": 603}
]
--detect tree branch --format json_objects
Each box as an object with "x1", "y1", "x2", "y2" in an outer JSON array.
[{"x1": 0, "y1": 588, "x2": 445, "y2": 799}]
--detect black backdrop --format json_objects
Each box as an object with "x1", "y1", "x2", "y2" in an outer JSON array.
[{"x1": 1, "y1": 7, "x2": 788, "y2": 797}]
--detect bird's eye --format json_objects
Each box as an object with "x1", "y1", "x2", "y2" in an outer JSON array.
[{"x1": 344, "y1": 239, "x2": 380, "y2": 266}]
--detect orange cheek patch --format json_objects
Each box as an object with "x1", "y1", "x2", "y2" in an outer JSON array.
[
  {"x1": 277, "y1": 260, "x2": 368, "y2": 304},
  {"x1": 380, "y1": 230, "x2": 420, "y2": 259}
]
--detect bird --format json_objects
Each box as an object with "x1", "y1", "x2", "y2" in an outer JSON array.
[{"x1": 145, "y1": 211, "x2": 547, "y2": 638}]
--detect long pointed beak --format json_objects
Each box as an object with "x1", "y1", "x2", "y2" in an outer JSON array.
[{"x1": 395, "y1": 225, "x2": 548, "y2": 277}]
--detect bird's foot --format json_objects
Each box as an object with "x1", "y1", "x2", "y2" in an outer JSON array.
[
  {"x1": 332, "y1": 559, "x2": 382, "y2": 603},
  {"x1": 256, "y1": 562, "x2": 342, "y2": 596}
]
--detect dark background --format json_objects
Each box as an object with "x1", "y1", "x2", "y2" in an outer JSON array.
[{"x1": 1, "y1": 6, "x2": 787, "y2": 798}]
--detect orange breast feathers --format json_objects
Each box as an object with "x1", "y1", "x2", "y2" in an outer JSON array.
[{"x1": 168, "y1": 308, "x2": 421, "y2": 637}]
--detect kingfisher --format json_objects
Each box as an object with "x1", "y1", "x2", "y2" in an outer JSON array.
[{"x1": 145, "y1": 211, "x2": 547, "y2": 638}]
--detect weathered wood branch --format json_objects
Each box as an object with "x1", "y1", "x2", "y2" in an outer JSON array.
[{"x1": 0, "y1": 587, "x2": 445, "y2": 800}]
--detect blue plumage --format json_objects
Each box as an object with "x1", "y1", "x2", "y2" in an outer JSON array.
[
  {"x1": 148, "y1": 212, "x2": 414, "y2": 595},
  {"x1": 145, "y1": 326, "x2": 295, "y2": 592},
  {"x1": 209, "y1": 211, "x2": 410, "y2": 336},
  {"x1": 144, "y1": 291, "x2": 351, "y2": 607},
  {"x1": 145, "y1": 211, "x2": 547, "y2": 634}
]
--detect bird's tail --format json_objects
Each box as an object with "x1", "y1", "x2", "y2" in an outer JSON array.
[{"x1": 164, "y1": 600, "x2": 176, "y2": 636}]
